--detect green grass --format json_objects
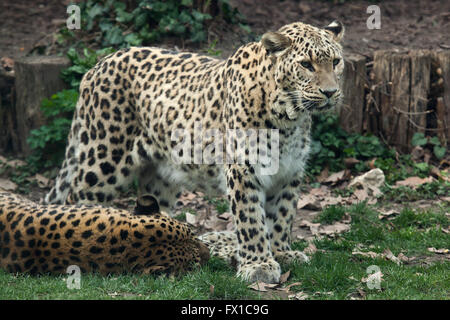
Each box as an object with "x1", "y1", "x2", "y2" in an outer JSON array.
[
  {"x1": 1, "y1": 201, "x2": 448, "y2": 300},
  {"x1": 314, "y1": 204, "x2": 347, "y2": 224},
  {"x1": 204, "y1": 197, "x2": 229, "y2": 214},
  {"x1": 0, "y1": 257, "x2": 254, "y2": 300}
]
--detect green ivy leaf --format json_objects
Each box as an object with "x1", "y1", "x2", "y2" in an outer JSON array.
[
  {"x1": 429, "y1": 136, "x2": 441, "y2": 146},
  {"x1": 134, "y1": 12, "x2": 148, "y2": 29},
  {"x1": 87, "y1": 3, "x2": 105, "y2": 19},
  {"x1": 124, "y1": 33, "x2": 142, "y2": 46},
  {"x1": 181, "y1": 0, "x2": 193, "y2": 6},
  {"x1": 433, "y1": 145, "x2": 446, "y2": 159},
  {"x1": 104, "y1": 26, "x2": 124, "y2": 45},
  {"x1": 116, "y1": 9, "x2": 134, "y2": 23},
  {"x1": 411, "y1": 132, "x2": 427, "y2": 146}
]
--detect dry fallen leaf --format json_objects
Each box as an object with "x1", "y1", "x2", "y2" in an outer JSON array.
[
  {"x1": 218, "y1": 212, "x2": 232, "y2": 220},
  {"x1": 299, "y1": 220, "x2": 321, "y2": 236},
  {"x1": 309, "y1": 187, "x2": 330, "y2": 198},
  {"x1": 321, "y1": 195, "x2": 343, "y2": 207},
  {"x1": 319, "y1": 222, "x2": 350, "y2": 236},
  {"x1": 354, "y1": 188, "x2": 369, "y2": 201},
  {"x1": 357, "y1": 288, "x2": 367, "y2": 299},
  {"x1": 383, "y1": 249, "x2": 401, "y2": 265},
  {"x1": 348, "y1": 287, "x2": 366, "y2": 300},
  {"x1": 280, "y1": 282, "x2": 302, "y2": 292},
  {"x1": 0, "y1": 178, "x2": 17, "y2": 191},
  {"x1": 29, "y1": 174, "x2": 49, "y2": 188},
  {"x1": 352, "y1": 250, "x2": 380, "y2": 259},
  {"x1": 344, "y1": 157, "x2": 360, "y2": 168},
  {"x1": 6, "y1": 159, "x2": 27, "y2": 168},
  {"x1": 279, "y1": 270, "x2": 291, "y2": 284},
  {"x1": 367, "y1": 158, "x2": 377, "y2": 169},
  {"x1": 342, "y1": 212, "x2": 352, "y2": 224},
  {"x1": 346, "y1": 169, "x2": 384, "y2": 204},
  {"x1": 185, "y1": 212, "x2": 197, "y2": 225},
  {"x1": 430, "y1": 166, "x2": 449, "y2": 182},
  {"x1": 288, "y1": 292, "x2": 309, "y2": 300},
  {"x1": 248, "y1": 281, "x2": 279, "y2": 292},
  {"x1": 397, "y1": 253, "x2": 411, "y2": 263},
  {"x1": 427, "y1": 247, "x2": 449, "y2": 254},
  {"x1": 323, "y1": 170, "x2": 346, "y2": 185},
  {"x1": 314, "y1": 291, "x2": 334, "y2": 296},
  {"x1": 378, "y1": 209, "x2": 399, "y2": 220},
  {"x1": 395, "y1": 176, "x2": 435, "y2": 189},
  {"x1": 297, "y1": 194, "x2": 321, "y2": 210},
  {"x1": 349, "y1": 168, "x2": 385, "y2": 189},
  {"x1": 317, "y1": 167, "x2": 329, "y2": 183}
]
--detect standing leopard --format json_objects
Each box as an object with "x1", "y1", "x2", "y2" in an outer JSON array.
[
  {"x1": 45, "y1": 21, "x2": 345, "y2": 283},
  {"x1": 0, "y1": 191, "x2": 209, "y2": 275}
]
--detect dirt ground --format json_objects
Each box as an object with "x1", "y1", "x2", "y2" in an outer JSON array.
[
  {"x1": 0, "y1": 0, "x2": 67, "y2": 59},
  {"x1": 231, "y1": 0, "x2": 450, "y2": 56},
  {"x1": 0, "y1": 0, "x2": 448, "y2": 60}
]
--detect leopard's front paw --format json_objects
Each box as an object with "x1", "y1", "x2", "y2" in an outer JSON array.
[
  {"x1": 274, "y1": 250, "x2": 310, "y2": 264},
  {"x1": 237, "y1": 259, "x2": 281, "y2": 284}
]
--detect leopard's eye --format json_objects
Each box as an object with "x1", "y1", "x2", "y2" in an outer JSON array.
[
  {"x1": 333, "y1": 58, "x2": 340, "y2": 67},
  {"x1": 300, "y1": 61, "x2": 314, "y2": 72}
]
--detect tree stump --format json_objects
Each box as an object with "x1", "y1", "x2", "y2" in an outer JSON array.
[
  {"x1": 339, "y1": 54, "x2": 367, "y2": 133},
  {"x1": 0, "y1": 66, "x2": 16, "y2": 153},
  {"x1": 372, "y1": 50, "x2": 431, "y2": 152},
  {"x1": 13, "y1": 55, "x2": 70, "y2": 155},
  {"x1": 432, "y1": 51, "x2": 450, "y2": 147}
]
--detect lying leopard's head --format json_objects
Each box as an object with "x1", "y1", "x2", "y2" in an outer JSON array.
[{"x1": 262, "y1": 21, "x2": 345, "y2": 119}]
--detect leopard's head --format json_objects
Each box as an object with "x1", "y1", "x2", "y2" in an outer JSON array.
[{"x1": 262, "y1": 21, "x2": 345, "y2": 120}]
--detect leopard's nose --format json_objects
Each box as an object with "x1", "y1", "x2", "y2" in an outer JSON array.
[{"x1": 320, "y1": 88, "x2": 337, "y2": 98}]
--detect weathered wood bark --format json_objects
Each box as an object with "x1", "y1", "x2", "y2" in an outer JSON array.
[
  {"x1": 372, "y1": 50, "x2": 431, "y2": 152},
  {"x1": 0, "y1": 70, "x2": 16, "y2": 153},
  {"x1": 436, "y1": 97, "x2": 447, "y2": 146},
  {"x1": 409, "y1": 51, "x2": 431, "y2": 134},
  {"x1": 339, "y1": 54, "x2": 367, "y2": 133},
  {"x1": 13, "y1": 56, "x2": 70, "y2": 155},
  {"x1": 433, "y1": 51, "x2": 450, "y2": 147}
]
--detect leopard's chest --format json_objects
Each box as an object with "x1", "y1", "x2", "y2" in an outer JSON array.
[{"x1": 255, "y1": 123, "x2": 311, "y2": 193}]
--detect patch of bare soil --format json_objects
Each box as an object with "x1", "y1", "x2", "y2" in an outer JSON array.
[
  {"x1": 229, "y1": 0, "x2": 450, "y2": 57},
  {"x1": 0, "y1": 0, "x2": 68, "y2": 59},
  {"x1": 1, "y1": 0, "x2": 448, "y2": 61}
]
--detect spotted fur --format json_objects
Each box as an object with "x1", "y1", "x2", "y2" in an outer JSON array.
[
  {"x1": 0, "y1": 192, "x2": 209, "y2": 275},
  {"x1": 45, "y1": 21, "x2": 345, "y2": 283}
]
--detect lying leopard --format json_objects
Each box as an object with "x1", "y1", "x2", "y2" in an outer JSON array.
[
  {"x1": 45, "y1": 21, "x2": 345, "y2": 283},
  {"x1": 0, "y1": 191, "x2": 209, "y2": 275}
]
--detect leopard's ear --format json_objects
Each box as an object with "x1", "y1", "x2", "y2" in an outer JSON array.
[
  {"x1": 261, "y1": 32, "x2": 292, "y2": 57},
  {"x1": 324, "y1": 21, "x2": 345, "y2": 42},
  {"x1": 134, "y1": 194, "x2": 160, "y2": 215}
]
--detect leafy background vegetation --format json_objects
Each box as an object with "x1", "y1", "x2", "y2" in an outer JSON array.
[{"x1": 60, "y1": 0, "x2": 246, "y2": 49}]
